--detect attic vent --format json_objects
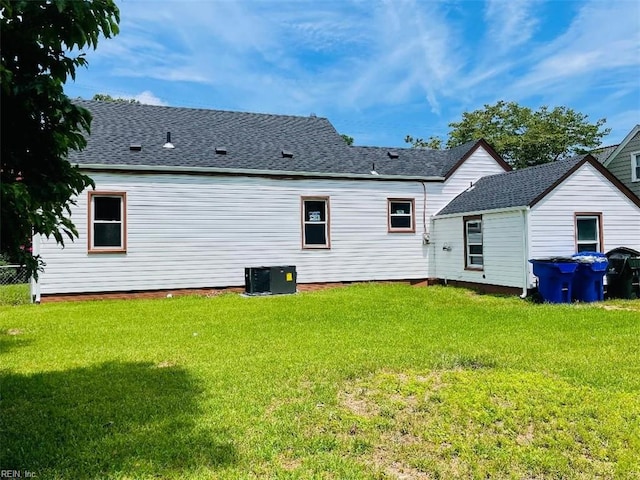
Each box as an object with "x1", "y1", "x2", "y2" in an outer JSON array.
[
  {"x1": 281, "y1": 149, "x2": 294, "y2": 158},
  {"x1": 163, "y1": 132, "x2": 175, "y2": 149},
  {"x1": 387, "y1": 150, "x2": 399, "y2": 159},
  {"x1": 215, "y1": 147, "x2": 227, "y2": 155},
  {"x1": 129, "y1": 144, "x2": 142, "y2": 151}
]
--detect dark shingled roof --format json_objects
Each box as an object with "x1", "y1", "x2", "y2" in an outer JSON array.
[
  {"x1": 70, "y1": 100, "x2": 493, "y2": 179},
  {"x1": 437, "y1": 155, "x2": 589, "y2": 215},
  {"x1": 590, "y1": 144, "x2": 618, "y2": 164},
  {"x1": 351, "y1": 141, "x2": 485, "y2": 178}
]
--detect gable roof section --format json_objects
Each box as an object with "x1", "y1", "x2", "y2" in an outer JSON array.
[
  {"x1": 71, "y1": 101, "x2": 507, "y2": 181},
  {"x1": 349, "y1": 139, "x2": 509, "y2": 178},
  {"x1": 590, "y1": 144, "x2": 619, "y2": 164},
  {"x1": 437, "y1": 154, "x2": 640, "y2": 216},
  {"x1": 603, "y1": 125, "x2": 640, "y2": 166}
]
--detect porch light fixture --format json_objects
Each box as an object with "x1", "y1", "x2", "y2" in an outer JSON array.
[{"x1": 163, "y1": 132, "x2": 175, "y2": 149}]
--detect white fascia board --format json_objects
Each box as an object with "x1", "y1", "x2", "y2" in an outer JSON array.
[
  {"x1": 433, "y1": 205, "x2": 529, "y2": 220},
  {"x1": 76, "y1": 163, "x2": 445, "y2": 182},
  {"x1": 603, "y1": 125, "x2": 640, "y2": 167}
]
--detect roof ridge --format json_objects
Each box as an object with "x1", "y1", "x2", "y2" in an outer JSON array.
[{"x1": 76, "y1": 99, "x2": 330, "y2": 121}]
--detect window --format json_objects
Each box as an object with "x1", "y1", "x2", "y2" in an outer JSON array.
[
  {"x1": 388, "y1": 199, "x2": 415, "y2": 232},
  {"x1": 575, "y1": 213, "x2": 602, "y2": 252},
  {"x1": 632, "y1": 152, "x2": 640, "y2": 182},
  {"x1": 302, "y1": 197, "x2": 330, "y2": 248},
  {"x1": 88, "y1": 192, "x2": 126, "y2": 252},
  {"x1": 464, "y1": 215, "x2": 483, "y2": 269}
]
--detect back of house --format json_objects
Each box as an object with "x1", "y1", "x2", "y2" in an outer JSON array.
[{"x1": 31, "y1": 101, "x2": 509, "y2": 300}]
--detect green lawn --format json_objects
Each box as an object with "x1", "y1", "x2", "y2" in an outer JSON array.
[
  {"x1": 1, "y1": 284, "x2": 639, "y2": 479},
  {"x1": 0, "y1": 283, "x2": 30, "y2": 306}
]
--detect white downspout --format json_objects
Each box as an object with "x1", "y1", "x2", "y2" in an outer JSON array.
[{"x1": 520, "y1": 208, "x2": 530, "y2": 298}]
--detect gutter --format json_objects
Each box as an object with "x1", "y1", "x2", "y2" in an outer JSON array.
[
  {"x1": 77, "y1": 163, "x2": 445, "y2": 182},
  {"x1": 434, "y1": 205, "x2": 528, "y2": 220}
]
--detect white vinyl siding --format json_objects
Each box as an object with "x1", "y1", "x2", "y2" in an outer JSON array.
[
  {"x1": 36, "y1": 173, "x2": 431, "y2": 294},
  {"x1": 432, "y1": 211, "x2": 524, "y2": 288},
  {"x1": 430, "y1": 146, "x2": 510, "y2": 214},
  {"x1": 529, "y1": 162, "x2": 640, "y2": 286}
]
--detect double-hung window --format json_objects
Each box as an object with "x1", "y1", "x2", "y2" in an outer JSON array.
[
  {"x1": 632, "y1": 152, "x2": 640, "y2": 182},
  {"x1": 575, "y1": 213, "x2": 602, "y2": 252},
  {"x1": 388, "y1": 199, "x2": 415, "y2": 232},
  {"x1": 88, "y1": 191, "x2": 127, "y2": 253},
  {"x1": 464, "y1": 215, "x2": 483, "y2": 269},
  {"x1": 302, "y1": 197, "x2": 330, "y2": 248}
]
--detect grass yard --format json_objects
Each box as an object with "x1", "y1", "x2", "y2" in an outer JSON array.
[
  {"x1": 1, "y1": 284, "x2": 639, "y2": 479},
  {"x1": 0, "y1": 283, "x2": 30, "y2": 306}
]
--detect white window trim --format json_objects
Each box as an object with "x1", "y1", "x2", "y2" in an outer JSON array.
[
  {"x1": 301, "y1": 197, "x2": 330, "y2": 249},
  {"x1": 575, "y1": 213, "x2": 602, "y2": 253},
  {"x1": 88, "y1": 191, "x2": 127, "y2": 253},
  {"x1": 464, "y1": 216, "x2": 483, "y2": 270},
  {"x1": 388, "y1": 198, "x2": 415, "y2": 232},
  {"x1": 631, "y1": 151, "x2": 640, "y2": 182}
]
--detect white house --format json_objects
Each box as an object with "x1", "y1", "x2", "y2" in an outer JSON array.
[
  {"x1": 431, "y1": 154, "x2": 640, "y2": 295},
  {"x1": 31, "y1": 101, "x2": 510, "y2": 301}
]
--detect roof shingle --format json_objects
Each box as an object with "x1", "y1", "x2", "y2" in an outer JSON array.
[
  {"x1": 437, "y1": 155, "x2": 589, "y2": 215},
  {"x1": 71, "y1": 100, "x2": 488, "y2": 179}
]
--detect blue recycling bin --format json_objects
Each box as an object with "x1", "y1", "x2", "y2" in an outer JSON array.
[
  {"x1": 571, "y1": 252, "x2": 608, "y2": 302},
  {"x1": 529, "y1": 259, "x2": 578, "y2": 303}
]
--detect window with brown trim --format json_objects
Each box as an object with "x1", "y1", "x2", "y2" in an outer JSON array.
[
  {"x1": 302, "y1": 197, "x2": 330, "y2": 248},
  {"x1": 575, "y1": 213, "x2": 603, "y2": 252},
  {"x1": 388, "y1": 198, "x2": 415, "y2": 232},
  {"x1": 464, "y1": 215, "x2": 483, "y2": 270},
  {"x1": 88, "y1": 191, "x2": 127, "y2": 253}
]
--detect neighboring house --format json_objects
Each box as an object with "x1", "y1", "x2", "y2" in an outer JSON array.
[
  {"x1": 601, "y1": 125, "x2": 640, "y2": 198},
  {"x1": 431, "y1": 154, "x2": 640, "y2": 295},
  {"x1": 31, "y1": 101, "x2": 510, "y2": 300}
]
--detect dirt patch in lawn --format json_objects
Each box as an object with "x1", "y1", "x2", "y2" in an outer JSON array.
[{"x1": 336, "y1": 368, "x2": 634, "y2": 479}]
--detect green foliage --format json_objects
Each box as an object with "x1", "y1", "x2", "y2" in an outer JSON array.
[
  {"x1": 1, "y1": 284, "x2": 639, "y2": 478},
  {"x1": 341, "y1": 134, "x2": 354, "y2": 146},
  {"x1": 407, "y1": 101, "x2": 610, "y2": 169},
  {"x1": 92, "y1": 93, "x2": 140, "y2": 104},
  {"x1": 0, "y1": 0, "x2": 120, "y2": 278},
  {"x1": 404, "y1": 134, "x2": 443, "y2": 149}
]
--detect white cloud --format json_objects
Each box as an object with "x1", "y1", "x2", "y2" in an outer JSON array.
[
  {"x1": 508, "y1": 1, "x2": 640, "y2": 96},
  {"x1": 133, "y1": 91, "x2": 167, "y2": 106},
  {"x1": 484, "y1": 0, "x2": 538, "y2": 52}
]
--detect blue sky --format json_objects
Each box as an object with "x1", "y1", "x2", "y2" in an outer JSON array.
[{"x1": 64, "y1": 0, "x2": 640, "y2": 148}]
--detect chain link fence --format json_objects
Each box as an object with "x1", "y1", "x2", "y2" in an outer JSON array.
[{"x1": 0, "y1": 264, "x2": 31, "y2": 305}]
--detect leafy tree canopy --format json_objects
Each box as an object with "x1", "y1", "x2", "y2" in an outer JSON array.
[
  {"x1": 406, "y1": 101, "x2": 610, "y2": 169},
  {"x1": 1, "y1": 0, "x2": 119, "y2": 278},
  {"x1": 92, "y1": 93, "x2": 139, "y2": 104},
  {"x1": 341, "y1": 134, "x2": 354, "y2": 146}
]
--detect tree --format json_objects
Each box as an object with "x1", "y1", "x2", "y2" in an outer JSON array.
[
  {"x1": 92, "y1": 93, "x2": 139, "y2": 104},
  {"x1": 403, "y1": 135, "x2": 442, "y2": 150},
  {"x1": 341, "y1": 134, "x2": 354, "y2": 146},
  {"x1": 1, "y1": 0, "x2": 120, "y2": 278},
  {"x1": 406, "y1": 101, "x2": 610, "y2": 169}
]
